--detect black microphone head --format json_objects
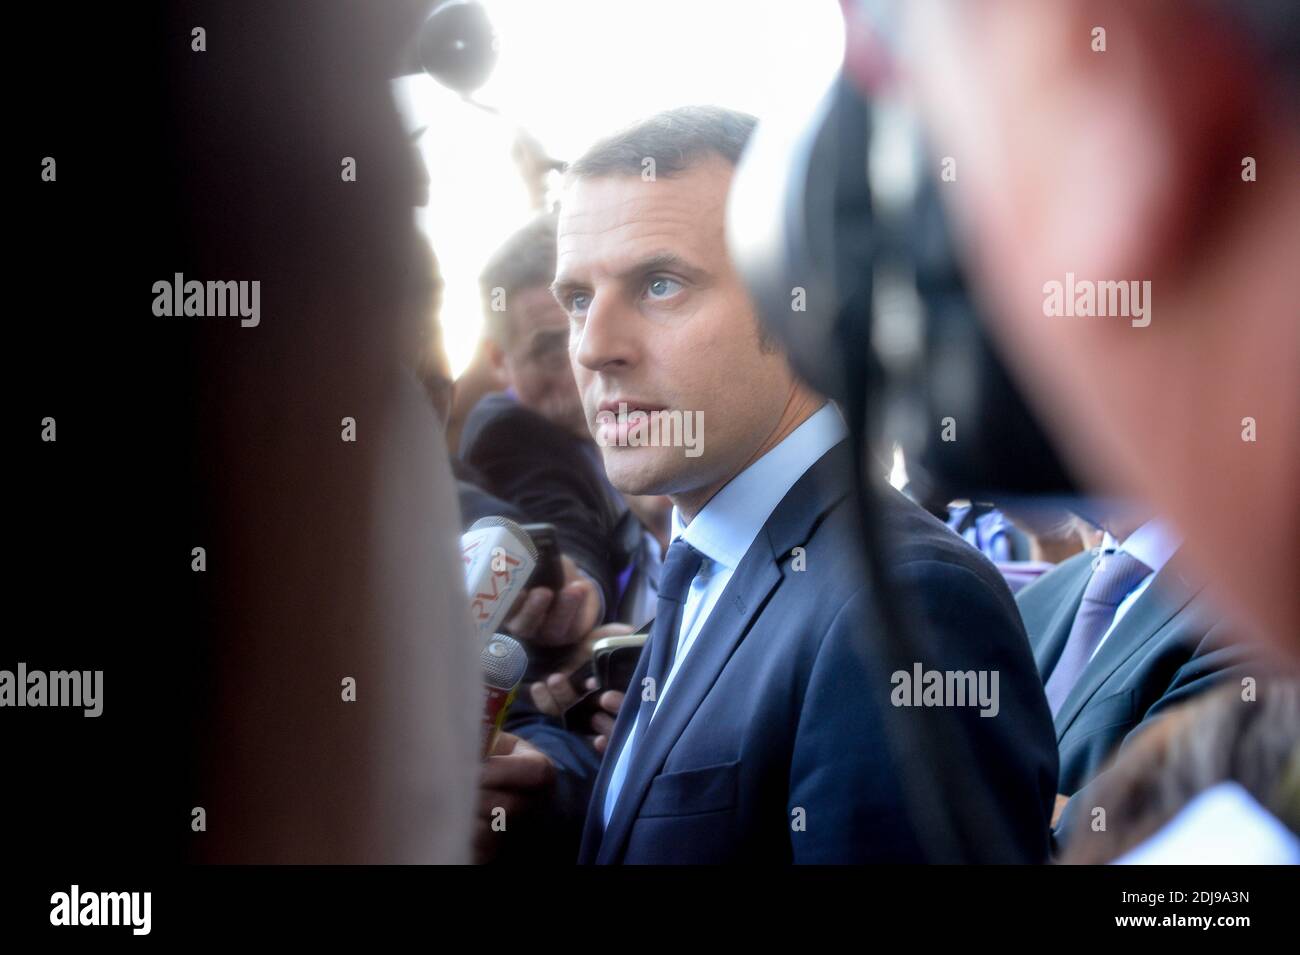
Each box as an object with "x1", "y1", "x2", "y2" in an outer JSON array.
[
  {"x1": 480, "y1": 633, "x2": 527, "y2": 690},
  {"x1": 417, "y1": 0, "x2": 497, "y2": 95}
]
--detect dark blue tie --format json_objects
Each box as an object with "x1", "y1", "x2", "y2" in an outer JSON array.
[
  {"x1": 1044, "y1": 549, "x2": 1151, "y2": 716},
  {"x1": 636, "y1": 539, "x2": 704, "y2": 732}
]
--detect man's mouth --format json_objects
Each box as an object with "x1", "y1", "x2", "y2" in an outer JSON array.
[
  {"x1": 597, "y1": 398, "x2": 666, "y2": 417},
  {"x1": 593, "y1": 398, "x2": 668, "y2": 447}
]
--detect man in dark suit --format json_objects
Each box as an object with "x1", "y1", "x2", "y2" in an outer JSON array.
[
  {"x1": 475, "y1": 105, "x2": 1058, "y2": 864},
  {"x1": 1016, "y1": 515, "x2": 1253, "y2": 837},
  {"x1": 580, "y1": 439, "x2": 1058, "y2": 863}
]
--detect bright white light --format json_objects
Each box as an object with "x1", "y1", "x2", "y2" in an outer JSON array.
[{"x1": 393, "y1": 0, "x2": 844, "y2": 378}]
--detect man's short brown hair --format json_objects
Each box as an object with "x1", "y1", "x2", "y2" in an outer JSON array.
[
  {"x1": 566, "y1": 104, "x2": 757, "y2": 181},
  {"x1": 478, "y1": 211, "x2": 559, "y2": 344},
  {"x1": 565, "y1": 105, "x2": 773, "y2": 351}
]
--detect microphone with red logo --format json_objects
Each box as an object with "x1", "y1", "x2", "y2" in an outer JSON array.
[
  {"x1": 480, "y1": 632, "x2": 528, "y2": 758},
  {"x1": 460, "y1": 516, "x2": 538, "y2": 639}
]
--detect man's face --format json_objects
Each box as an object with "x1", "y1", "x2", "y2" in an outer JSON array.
[
  {"x1": 555, "y1": 157, "x2": 799, "y2": 499},
  {"x1": 493, "y1": 284, "x2": 587, "y2": 436}
]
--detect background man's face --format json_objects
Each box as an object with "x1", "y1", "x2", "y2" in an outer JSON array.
[
  {"x1": 556, "y1": 157, "x2": 798, "y2": 498},
  {"x1": 494, "y1": 284, "x2": 587, "y2": 436}
]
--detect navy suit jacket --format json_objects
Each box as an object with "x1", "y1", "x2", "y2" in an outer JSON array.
[
  {"x1": 574, "y1": 441, "x2": 1058, "y2": 864},
  {"x1": 1017, "y1": 550, "x2": 1253, "y2": 800}
]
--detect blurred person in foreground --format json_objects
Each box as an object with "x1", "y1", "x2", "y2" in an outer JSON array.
[
  {"x1": 900, "y1": 0, "x2": 1300, "y2": 860},
  {"x1": 905, "y1": 0, "x2": 1299, "y2": 650},
  {"x1": 412, "y1": 236, "x2": 527, "y2": 527},
  {"x1": 109, "y1": 1, "x2": 479, "y2": 863}
]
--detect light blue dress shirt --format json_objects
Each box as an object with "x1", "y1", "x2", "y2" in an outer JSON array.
[
  {"x1": 1090, "y1": 519, "x2": 1182, "y2": 661},
  {"x1": 602, "y1": 402, "x2": 849, "y2": 827}
]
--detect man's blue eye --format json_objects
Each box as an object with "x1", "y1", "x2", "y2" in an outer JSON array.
[
  {"x1": 647, "y1": 277, "x2": 682, "y2": 298},
  {"x1": 571, "y1": 293, "x2": 591, "y2": 312}
]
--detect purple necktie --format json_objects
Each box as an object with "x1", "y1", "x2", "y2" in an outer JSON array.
[{"x1": 1044, "y1": 549, "x2": 1152, "y2": 716}]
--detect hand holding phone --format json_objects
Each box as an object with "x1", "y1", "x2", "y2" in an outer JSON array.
[{"x1": 562, "y1": 628, "x2": 647, "y2": 737}]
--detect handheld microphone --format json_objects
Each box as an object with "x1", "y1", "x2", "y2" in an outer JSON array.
[
  {"x1": 480, "y1": 632, "x2": 528, "y2": 758},
  {"x1": 461, "y1": 516, "x2": 538, "y2": 639}
]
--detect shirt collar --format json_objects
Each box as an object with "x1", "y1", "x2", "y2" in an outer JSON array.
[
  {"x1": 1100, "y1": 518, "x2": 1182, "y2": 574},
  {"x1": 670, "y1": 402, "x2": 848, "y2": 569}
]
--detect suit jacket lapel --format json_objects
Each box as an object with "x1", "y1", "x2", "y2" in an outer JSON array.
[
  {"x1": 576, "y1": 639, "x2": 653, "y2": 863},
  {"x1": 595, "y1": 547, "x2": 783, "y2": 863},
  {"x1": 1053, "y1": 556, "x2": 1199, "y2": 739},
  {"x1": 1033, "y1": 555, "x2": 1092, "y2": 679},
  {"x1": 588, "y1": 440, "x2": 853, "y2": 864}
]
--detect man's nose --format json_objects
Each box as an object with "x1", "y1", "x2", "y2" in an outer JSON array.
[{"x1": 573, "y1": 293, "x2": 637, "y2": 373}]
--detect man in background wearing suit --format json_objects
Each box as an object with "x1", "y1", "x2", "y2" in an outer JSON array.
[
  {"x1": 1016, "y1": 511, "x2": 1253, "y2": 842},
  {"x1": 476, "y1": 105, "x2": 1058, "y2": 863}
]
